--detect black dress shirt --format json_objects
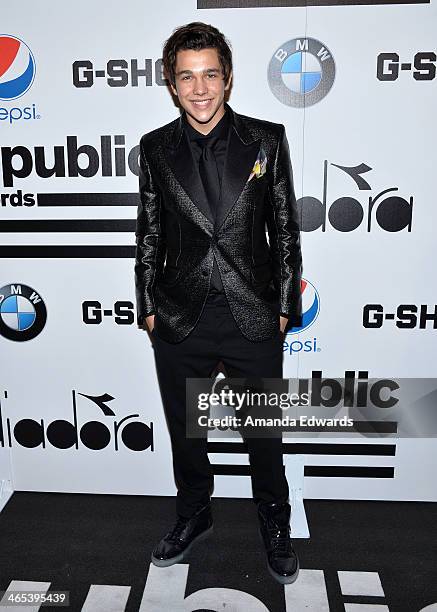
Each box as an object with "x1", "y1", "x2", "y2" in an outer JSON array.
[
  {"x1": 183, "y1": 110, "x2": 231, "y2": 294},
  {"x1": 183, "y1": 108, "x2": 231, "y2": 184},
  {"x1": 182, "y1": 110, "x2": 289, "y2": 321}
]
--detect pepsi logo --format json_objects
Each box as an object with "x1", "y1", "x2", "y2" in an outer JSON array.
[
  {"x1": 0, "y1": 35, "x2": 36, "y2": 101},
  {"x1": 288, "y1": 278, "x2": 320, "y2": 335}
]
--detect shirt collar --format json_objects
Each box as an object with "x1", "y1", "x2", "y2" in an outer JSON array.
[{"x1": 183, "y1": 108, "x2": 230, "y2": 142}]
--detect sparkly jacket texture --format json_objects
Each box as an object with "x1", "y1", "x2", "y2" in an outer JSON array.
[{"x1": 134, "y1": 104, "x2": 303, "y2": 343}]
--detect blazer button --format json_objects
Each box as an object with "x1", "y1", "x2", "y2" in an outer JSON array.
[{"x1": 202, "y1": 270, "x2": 209, "y2": 276}]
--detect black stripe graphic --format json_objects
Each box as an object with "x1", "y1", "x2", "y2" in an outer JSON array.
[
  {"x1": 0, "y1": 220, "x2": 136, "y2": 232},
  {"x1": 198, "y1": 0, "x2": 428, "y2": 7},
  {"x1": 37, "y1": 193, "x2": 139, "y2": 207},
  {"x1": 207, "y1": 442, "x2": 396, "y2": 456},
  {"x1": 0, "y1": 246, "x2": 134, "y2": 258},
  {"x1": 213, "y1": 465, "x2": 395, "y2": 478},
  {"x1": 305, "y1": 466, "x2": 395, "y2": 478}
]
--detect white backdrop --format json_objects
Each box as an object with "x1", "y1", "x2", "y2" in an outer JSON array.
[{"x1": 1, "y1": 0, "x2": 436, "y2": 503}]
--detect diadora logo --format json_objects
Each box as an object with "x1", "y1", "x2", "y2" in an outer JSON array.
[
  {"x1": 0, "y1": 35, "x2": 40, "y2": 124},
  {"x1": 298, "y1": 160, "x2": 413, "y2": 233},
  {"x1": 0, "y1": 283, "x2": 47, "y2": 341},
  {"x1": 268, "y1": 37, "x2": 335, "y2": 107},
  {"x1": 0, "y1": 390, "x2": 154, "y2": 451},
  {"x1": 284, "y1": 278, "x2": 321, "y2": 357}
]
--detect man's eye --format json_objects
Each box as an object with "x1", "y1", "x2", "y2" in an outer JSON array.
[{"x1": 207, "y1": 73, "x2": 217, "y2": 78}]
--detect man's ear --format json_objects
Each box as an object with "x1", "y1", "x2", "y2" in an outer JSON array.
[
  {"x1": 170, "y1": 82, "x2": 178, "y2": 97},
  {"x1": 225, "y1": 71, "x2": 233, "y2": 91}
]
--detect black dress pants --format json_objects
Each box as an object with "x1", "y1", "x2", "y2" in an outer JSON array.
[{"x1": 152, "y1": 292, "x2": 289, "y2": 518}]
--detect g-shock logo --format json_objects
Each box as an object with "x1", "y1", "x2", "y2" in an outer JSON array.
[
  {"x1": 377, "y1": 52, "x2": 436, "y2": 81},
  {"x1": 72, "y1": 58, "x2": 167, "y2": 88},
  {"x1": 82, "y1": 300, "x2": 135, "y2": 325},
  {"x1": 363, "y1": 304, "x2": 437, "y2": 329}
]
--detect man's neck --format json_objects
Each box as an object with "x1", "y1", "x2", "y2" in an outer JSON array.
[{"x1": 184, "y1": 104, "x2": 226, "y2": 135}]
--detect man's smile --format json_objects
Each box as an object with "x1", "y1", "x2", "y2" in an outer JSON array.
[{"x1": 191, "y1": 99, "x2": 213, "y2": 107}]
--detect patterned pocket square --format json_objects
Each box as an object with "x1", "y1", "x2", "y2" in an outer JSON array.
[{"x1": 247, "y1": 147, "x2": 267, "y2": 183}]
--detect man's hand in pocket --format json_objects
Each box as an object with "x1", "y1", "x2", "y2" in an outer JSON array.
[{"x1": 143, "y1": 314, "x2": 155, "y2": 333}]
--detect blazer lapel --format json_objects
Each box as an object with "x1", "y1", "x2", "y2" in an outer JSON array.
[
  {"x1": 216, "y1": 105, "x2": 261, "y2": 231},
  {"x1": 162, "y1": 106, "x2": 261, "y2": 232},
  {"x1": 163, "y1": 117, "x2": 215, "y2": 226}
]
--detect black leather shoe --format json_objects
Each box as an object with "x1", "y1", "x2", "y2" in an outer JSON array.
[
  {"x1": 151, "y1": 503, "x2": 213, "y2": 567},
  {"x1": 257, "y1": 501, "x2": 299, "y2": 584}
]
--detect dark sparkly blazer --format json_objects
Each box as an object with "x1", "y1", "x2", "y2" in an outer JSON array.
[{"x1": 135, "y1": 103, "x2": 302, "y2": 343}]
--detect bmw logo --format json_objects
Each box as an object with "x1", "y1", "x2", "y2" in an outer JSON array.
[
  {"x1": 0, "y1": 34, "x2": 36, "y2": 101},
  {"x1": 268, "y1": 37, "x2": 335, "y2": 107},
  {"x1": 0, "y1": 283, "x2": 47, "y2": 341}
]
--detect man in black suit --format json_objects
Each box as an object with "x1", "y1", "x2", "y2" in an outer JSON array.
[{"x1": 135, "y1": 22, "x2": 302, "y2": 584}]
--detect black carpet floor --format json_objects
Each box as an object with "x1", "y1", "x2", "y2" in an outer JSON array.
[{"x1": 0, "y1": 493, "x2": 436, "y2": 611}]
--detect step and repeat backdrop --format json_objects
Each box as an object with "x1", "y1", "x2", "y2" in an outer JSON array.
[{"x1": 1, "y1": 0, "x2": 436, "y2": 502}]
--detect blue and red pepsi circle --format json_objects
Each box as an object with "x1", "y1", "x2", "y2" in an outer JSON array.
[
  {"x1": 287, "y1": 278, "x2": 320, "y2": 335},
  {"x1": 0, "y1": 35, "x2": 36, "y2": 101}
]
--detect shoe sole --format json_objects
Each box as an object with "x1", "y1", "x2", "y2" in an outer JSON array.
[
  {"x1": 266, "y1": 556, "x2": 300, "y2": 585},
  {"x1": 150, "y1": 525, "x2": 214, "y2": 568},
  {"x1": 258, "y1": 526, "x2": 300, "y2": 585}
]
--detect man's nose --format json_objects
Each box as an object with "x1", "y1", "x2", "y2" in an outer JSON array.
[{"x1": 192, "y1": 77, "x2": 207, "y2": 95}]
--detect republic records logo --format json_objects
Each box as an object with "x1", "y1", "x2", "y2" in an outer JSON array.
[
  {"x1": 268, "y1": 37, "x2": 336, "y2": 107},
  {"x1": 0, "y1": 283, "x2": 47, "y2": 341}
]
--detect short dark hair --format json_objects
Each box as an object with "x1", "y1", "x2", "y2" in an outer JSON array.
[{"x1": 162, "y1": 22, "x2": 232, "y2": 87}]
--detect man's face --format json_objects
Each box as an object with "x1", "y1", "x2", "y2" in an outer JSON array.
[{"x1": 170, "y1": 47, "x2": 232, "y2": 133}]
